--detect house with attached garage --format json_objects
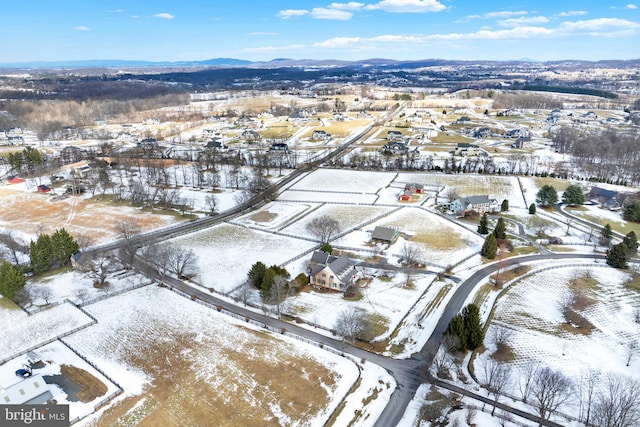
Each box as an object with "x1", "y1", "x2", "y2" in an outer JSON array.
[
  {"x1": 450, "y1": 195, "x2": 498, "y2": 216},
  {"x1": 308, "y1": 251, "x2": 361, "y2": 292},
  {"x1": 312, "y1": 130, "x2": 331, "y2": 140}
]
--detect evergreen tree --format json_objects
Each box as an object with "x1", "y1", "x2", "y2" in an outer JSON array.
[
  {"x1": 600, "y1": 223, "x2": 613, "y2": 247},
  {"x1": 623, "y1": 201, "x2": 640, "y2": 222},
  {"x1": 247, "y1": 261, "x2": 266, "y2": 289},
  {"x1": 320, "y1": 242, "x2": 333, "y2": 254},
  {"x1": 462, "y1": 303, "x2": 484, "y2": 350},
  {"x1": 444, "y1": 314, "x2": 467, "y2": 351},
  {"x1": 0, "y1": 260, "x2": 26, "y2": 299},
  {"x1": 481, "y1": 234, "x2": 498, "y2": 259},
  {"x1": 477, "y1": 213, "x2": 489, "y2": 234},
  {"x1": 622, "y1": 231, "x2": 638, "y2": 255},
  {"x1": 493, "y1": 217, "x2": 507, "y2": 240},
  {"x1": 51, "y1": 228, "x2": 80, "y2": 266},
  {"x1": 562, "y1": 184, "x2": 585, "y2": 206},
  {"x1": 536, "y1": 185, "x2": 558, "y2": 207},
  {"x1": 529, "y1": 203, "x2": 536, "y2": 215},
  {"x1": 607, "y1": 243, "x2": 629, "y2": 269},
  {"x1": 261, "y1": 268, "x2": 277, "y2": 294},
  {"x1": 501, "y1": 199, "x2": 509, "y2": 212},
  {"x1": 30, "y1": 234, "x2": 53, "y2": 275}
]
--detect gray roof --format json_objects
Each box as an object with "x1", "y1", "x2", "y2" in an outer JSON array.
[
  {"x1": 371, "y1": 226, "x2": 398, "y2": 242},
  {"x1": 465, "y1": 195, "x2": 490, "y2": 205}
]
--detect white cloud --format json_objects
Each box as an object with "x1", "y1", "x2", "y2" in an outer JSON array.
[
  {"x1": 309, "y1": 7, "x2": 353, "y2": 19},
  {"x1": 328, "y1": 2, "x2": 365, "y2": 10},
  {"x1": 365, "y1": 0, "x2": 446, "y2": 13},
  {"x1": 467, "y1": 10, "x2": 529, "y2": 20},
  {"x1": 153, "y1": 13, "x2": 174, "y2": 19},
  {"x1": 109, "y1": 9, "x2": 124, "y2": 13},
  {"x1": 557, "y1": 11, "x2": 588, "y2": 17},
  {"x1": 277, "y1": 9, "x2": 309, "y2": 19},
  {"x1": 625, "y1": 4, "x2": 638, "y2": 9},
  {"x1": 499, "y1": 16, "x2": 549, "y2": 27},
  {"x1": 73, "y1": 26, "x2": 90, "y2": 31},
  {"x1": 241, "y1": 44, "x2": 306, "y2": 53},
  {"x1": 559, "y1": 17, "x2": 640, "y2": 32}
]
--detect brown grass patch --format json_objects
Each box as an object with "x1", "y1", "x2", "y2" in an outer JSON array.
[
  {"x1": 92, "y1": 324, "x2": 340, "y2": 427},
  {"x1": 60, "y1": 364, "x2": 108, "y2": 402},
  {"x1": 491, "y1": 343, "x2": 515, "y2": 362},
  {"x1": 412, "y1": 232, "x2": 463, "y2": 250},
  {"x1": 623, "y1": 273, "x2": 640, "y2": 292},
  {"x1": 250, "y1": 210, "x2": 277, "y2": 222}
]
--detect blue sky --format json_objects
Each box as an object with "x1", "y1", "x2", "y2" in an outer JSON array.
[{"x1": 2, "y1": 1, "x2": 639, "y2": 63}]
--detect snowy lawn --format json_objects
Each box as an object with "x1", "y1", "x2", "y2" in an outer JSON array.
[
  {"x1": 278, "y1": 190, "x2": 379, "y2": 204},
  {"x1": 334, "y1": 207, "x2": 484, "y2": 267},
  {"x1": 64, "y1": 285, "x2": 359, "y2": 427},
  {"x1": 279, "y1": 204, "x2": 396, "y2": 239},
  {"x1": 285, "y1": 272, "x2": 435, "y2": 342},
  {"x1": 24, "y1": 269, "x2": 152, "y2": 308},
  {"x1": 170, "y1": 223, "x2": 318, "y2": 293},
  {"x1": 0, "y1": 298, "x2": 94, "y2": 360},
  {"x1": 287, "y1": 169, "x2": 396, "y2": 193},
  {"x1": 231, "y1": 201, "x2": 317, "y2": 230}
]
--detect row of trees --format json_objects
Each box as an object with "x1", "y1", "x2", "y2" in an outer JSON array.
[{"x1": 29, "y1": 228, "x2": 79, "y2": 275}]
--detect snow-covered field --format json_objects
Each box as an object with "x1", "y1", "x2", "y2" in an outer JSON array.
[
  {"x1": 0, "y1": 299, "x2": 94, "y2": 360},
  {"x1": 472, "y1": 265, "x2": 640, "y2": 421},
  {"x1": 64, "y1": 285, "x2": 360, "y2": 427},
  {"x1": 287, "y1": 169, "x2": 396, "y2": 193},
  {"x1": 169, "y1": 223, "x2": 318, "y2": 293}
]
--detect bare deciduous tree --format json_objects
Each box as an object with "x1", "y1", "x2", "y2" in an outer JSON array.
[
  {"x1": 592, "y1": 374, "x2": 640, "y2": 427},
  {"x1": 236, "y1": 283, "x2": 253, "y2": 306},
  {"x1": 445, "y1": 186, "x2": 460, "y2": 203},
  {"x1": 115, "y1": 218, "x2": 141, "y2": 267},
  {"x1": 204, "y1": 194, "x2": 219, "y2": 216},
  {"x1": 519, "y1": 362, "x2": 539, "y2": 403},
  {"x1": 530, "y1": 367, "x2": 574, "y2": 427},
  {"x1": 74, "y1": 288, "x2": 89, "y2": 305},
  {"x1": 334, "y1": 306, "x2": 370, "y2": 344},
  {"x1": 306, "y1": 215, "x2": 340, "y2": 243},
  {"x1": 167, "y1": 247, "x2": 199, "y2": 279},
  {"x1": 481, "y1": 358, "x2": 511, "y2": 415},
  {"x1": 400, "y1": 242, "x2": 423, "y2": 266},
  {"x1": 0, "y1": 232, "x2": 28, "y2": 266},
  {"x1": 578, "y1": 370, "x2": 599, "y2": 426},
  {"x1": 267, "y1": 275, "x2": 292, "y2": 319}
]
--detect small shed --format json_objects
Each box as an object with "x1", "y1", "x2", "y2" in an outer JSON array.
[
  {"x1": 1, "y1": 375, "x2": 53, "y2": 405},
  {"x1": 37, "y1": 184, "x2": 52, "y2": 193},
  {"x1": 371, "y1": 226, "x2": 399, "y2": 244}
]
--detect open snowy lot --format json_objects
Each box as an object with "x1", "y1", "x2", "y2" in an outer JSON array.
[
  {"x1": 277, "y1": 190, "x2": 379, "y2": 204},
  {"x1": 0, "y1": 298, "x2": 94, "y2": 361},
  {"x1": 473, "y1": 264, "x2": 640, "y2": 420},
  {"x1": 169, "y1": 223, "x2": 318, "y2": 293},
  {"x1": 65, "y1": 285, "x2": 359, "y2": 427},
  {"x1": 286, "y1": 169, "x2": 396, "y2": 193},
  {"x1": 285, "y1": 272, "x2": 436, "y2": 342},
  {"x1": 279, "y1": 204, "x2": 396, "y2": 238}
]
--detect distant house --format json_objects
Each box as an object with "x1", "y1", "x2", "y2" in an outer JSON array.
[
  {"x1": 61, "y1": 146, "x2": 86, "y2": 163},
  {"x1": 511, "y1": 136, "x2": 531, "y2": 149},
  {"x1": 371, "y1": 226, "x2": 399, "y2": 244},
  {"x1": 473, "y1": 127, "x2": 491, "y2": 138},
  {"x1": 398, "y1": 191, "x2": 412, "y2": 202},
  {"x1": 505, "y1": 129, "x2": 530, "y2": 139},
  {"x1": 450, "y1": 195, "x2": 498, "y2": 215},
  {"x1": 455, "y1": 116, "x2": 471, "y2": 124},
  {"x1": 312, "y1": 130, "x2": 331, "y2": 140},
  {"x1": 333, "y1": 113, "x2": 346, "y2": 121},
  {"x1": 143, "y1": 118, "x2": 160, "y2": 125},
  {"x1": 308, "y1": 251, "x2": 360, "y2": 292},
  {"x1": 206, "y1": 139, "x2": 228, "y2": 150},
  {"x1": 137, "y1": 138, "x2": 159, "y2": 150},
  {"x1": 588, "y1": 186, "x2": 622, "y2": 209},
  {"x1": 7, "y1": 136, "x2": 24, "y2": 145},
  {"x1": 454, "y1": 143, "x2": 480, "y2": 157},
  {"x1": 382, "y1": 141, "x2": 409, "y2": 154},
  {"x1": 269, "y1": 143, "x2": 289, "y2": 152},
  {"x1": 1, "y1": 375, "x2": 53, "y2": 405},
  {"x1": 234, "y1": 115, "x2": 256, "y2": 126},
  {"x1": 386, "y1": 130, "x2": 403, "y2": 142},
  {"x1": 7, "y1": 176, "x2": 25, "y2": 184},
  {"x1": 404, "y1": 183, "x2": 424, "y2": 194},
  {"x1": 241, "y1": 130, "x2": 261, "y2": 142},
  {"x1": 37, "y1": 184, "x2": 52, "y2": 193}
]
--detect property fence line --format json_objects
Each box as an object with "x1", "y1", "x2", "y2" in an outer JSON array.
[
  {"x1": 74, "y1": 279, "x2": 155, "y2": 307},
  {"x1": 0, "y1": 319, "x2": 96, "y2": 366},
  {"x1": 281, "y1": 188, "x2": 379, "y2": 196},
  {"x1": 275, "y1": 202, "x2": 325, "y2": 232},
  {"x1": 60, "y1": 339, "x2": 125, "y2": 426}
]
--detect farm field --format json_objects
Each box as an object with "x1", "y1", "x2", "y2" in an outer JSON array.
[
  {"x1": 169, "y1": 223, "x2": 317, "y2": 293},
  {"x1": 0, "y1": 183, "x2": 177, "y2": 245},
  {"x1": 473, "y1": 265, "x2": 640, "y2": 420},
  {"x1": 287, "y1": 169, "x2": 396, "y2": 193},
  {"x1": 65, "y1": 285, "x2": 359, "y2": 427}
]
